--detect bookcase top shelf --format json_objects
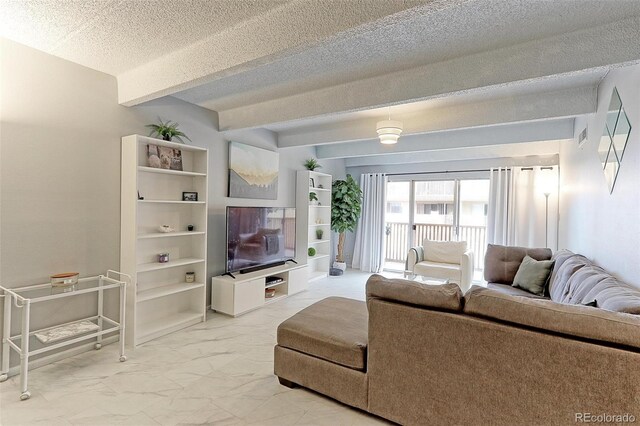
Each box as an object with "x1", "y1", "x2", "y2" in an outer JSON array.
[
  {"x1": 137, "y1": 166, "x2": 206, "y2": 177},
  {"x1": 138, "y1": 200, "x2": 205, "y2": 205},
  {"x1": 128, "y1": 135, "x2": 208, "y2": 152}
]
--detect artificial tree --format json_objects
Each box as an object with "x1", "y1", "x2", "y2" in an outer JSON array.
[{"x1": 331, "y1": 174, "x2": 362, "y2": 264}]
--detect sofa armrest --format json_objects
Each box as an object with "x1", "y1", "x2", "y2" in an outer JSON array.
[
  {"x1": 366, "y1": 274, "x2": 463, "y2": 312},
  {"x1": 459, "y1": 250, "x2": 474, "y2": 292},
  {"x1": 405, "y1": 246, "x2": 424, "y2": 275}
]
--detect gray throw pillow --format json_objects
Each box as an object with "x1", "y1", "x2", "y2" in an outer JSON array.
[{"x1": 512, "y1": 255, "x2": 555, "y2": 296}]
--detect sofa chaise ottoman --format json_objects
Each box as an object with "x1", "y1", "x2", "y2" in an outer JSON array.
[
  {"x1": 274, "y1": 296, "x2": 369, "y2": 410},
  {"x1": 274, "y1": 249, "x2": 640, "y2": 425}
]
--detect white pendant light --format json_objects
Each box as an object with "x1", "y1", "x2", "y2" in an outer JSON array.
[{"x1": 376, "y1": 107, "x2": 403, "y2": 144}]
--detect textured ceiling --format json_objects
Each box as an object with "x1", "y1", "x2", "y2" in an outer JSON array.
[
  {"x1": 174, "y1": 0, "x2": 640, "y2": 111},
  {"x1": 0, "y1": 0, "x2": 289, "y2": 75},
  {"x1": 3, "y1": 0, "x2": 639, "y2": 167},
  {"x1": 265, "y1": 71, "x2": 606, "y2": 132}
]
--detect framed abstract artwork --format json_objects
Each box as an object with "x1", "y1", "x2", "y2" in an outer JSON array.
[{"x1": 228, "y1": 141, "x2": 279, "y2": 199}]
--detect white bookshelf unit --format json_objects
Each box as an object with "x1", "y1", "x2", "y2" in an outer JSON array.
[
  {"x1": 120, "y1": 135, "x2": 208, "y2": 346},
  {"x1": 211, "y1": 263, "x2": 308, "y2": 317},
  {"x1": 296, "y1": 171, "x2": 332, "y2": 282}
]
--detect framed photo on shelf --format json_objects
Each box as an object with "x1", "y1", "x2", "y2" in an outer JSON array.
[
  {"x1": 182, "y1": 192, "x2": 198, "y2": 202},
  {"x1": 309, "y1": 178, "x2": 315, "y2": 188},
  {"x1": 147, "y1": 144, "x2": 183, "y2": 171}
]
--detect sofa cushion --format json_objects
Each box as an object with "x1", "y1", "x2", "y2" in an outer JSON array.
[
  {"x1": 484, "y1": 244, "x2": 552, "y2": 284},
  {"x1": 487, "y1": 282, "x2": 548, "y2": 299},
  {"x1": 512, "y1": 255, "x2": 555, "y2": 296},
  {"x1": 277, "y1": 297, "x2": 368, "y2": 370},
  {"x1": 464, "y1": 286, "x2": 640, "y2": 350},
  {"x1": 423, "y1": 240, "x2": 467, "y2": 264},
  {"x1": 366, "y1": 274, "x2": 463, "y2": 312}
]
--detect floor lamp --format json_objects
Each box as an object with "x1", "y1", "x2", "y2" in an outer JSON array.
[
  {"x1": 539, "y1": 167, "x2": 555, "y2": 249},
  {"x1": 544, "y1": 191, "x2": 550, "y2": 248}
]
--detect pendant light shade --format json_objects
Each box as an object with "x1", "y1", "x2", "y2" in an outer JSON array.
[{"x1": 376, "y1": 119, "x2": 403, "y2": 144}]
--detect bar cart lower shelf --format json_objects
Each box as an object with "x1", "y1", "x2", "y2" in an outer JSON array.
[{"x1": 0, "y1": 270, "x2": 129, "y2": 400}]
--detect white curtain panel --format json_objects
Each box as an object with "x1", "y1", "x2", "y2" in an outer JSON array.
[
  {"x1": 487, "y1": 168, "x2": 515, "y2": 246},
  {"x1": 352, "y1": 173, "x2": 387, "y2": 272},
  {"x1": 512, "y1": 166, "x2": 559, "y2": 250},
  {"x1": 487, "y1": 167, "x2": 559, "y2": 250}
]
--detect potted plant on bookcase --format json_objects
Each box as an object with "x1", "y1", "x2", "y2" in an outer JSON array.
[
  {"x1": 331, "y1": 174, "x2": 362, "y2": 272},
  {"x1": 146, "y1": 119, "x2": 192, "y2": 143},
  {"x1": 304, "y1": 158, "x2": 321, "y2": 171}
]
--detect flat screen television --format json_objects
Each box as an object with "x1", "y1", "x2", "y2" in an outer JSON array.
[{"x1": 226, "y1": 206, "x2": 296, "y2": 274}]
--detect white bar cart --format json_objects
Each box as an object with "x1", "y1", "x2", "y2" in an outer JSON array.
[{"x1": 0, "y1": 270, "x2": 129, "y2": 400}]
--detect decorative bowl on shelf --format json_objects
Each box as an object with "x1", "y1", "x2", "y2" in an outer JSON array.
[
  {"x1": 50, "y1": 272, "x2": 79, "y2": 288},
  {"x1": 50, "y1": 272, "x2": 79, "y2": 293},
  {"x1": 265, "y1": 288, "x2": 276, "y2": 298},
  {"x1": 158, "y1": 225, "x2": 174, "y2": 233}
]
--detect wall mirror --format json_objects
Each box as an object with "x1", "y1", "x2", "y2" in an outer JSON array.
[{"x1": 599, "y1": 87, "x2": 632, "y2": 193}]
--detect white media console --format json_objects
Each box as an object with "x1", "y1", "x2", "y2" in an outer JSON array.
[{"x1": 210, "y1": 263, "x2": 308, "y2": 316}]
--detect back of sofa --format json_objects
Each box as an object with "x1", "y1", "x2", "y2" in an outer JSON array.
[
  {"x1": 549, "y1": 249, "x2": 640, "y2": 314},
  {"x1": 483, "y1": 244, "x2": 552, "y2": 284},
  {"x1": 366, "y1": 285, "x2": 640, "y2": 425}
]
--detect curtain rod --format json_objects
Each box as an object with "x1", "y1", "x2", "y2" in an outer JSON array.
[
  {"x1": 386, "y1": 165, "x2": 554, "y2": 177},
  {"x1": 386, "y1": 169, "x2": 491, "y2": 176}
]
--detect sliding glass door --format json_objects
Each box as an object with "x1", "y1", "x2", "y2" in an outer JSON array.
[
  {"x1": 457, "y1": 179, "x2": 489, "y2": 268},
  {"x1": 384, "y1": 176, "x2": 489, "y2": 272},
  {"x1": 413, "y1": 180, "x2": 456, "y2": 243},
  {"x1": 384, "y1": 181, "x2": 411, "y2": 271}
]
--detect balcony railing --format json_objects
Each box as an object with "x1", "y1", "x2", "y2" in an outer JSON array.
[{"x1": 385, "y1": 223, "x2": 486, "y2": 270}]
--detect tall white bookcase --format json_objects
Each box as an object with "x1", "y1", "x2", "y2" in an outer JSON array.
[
  {"x1": 296, "y1": 171, "x2": 332, "y2": 281},
  {"x1": 120, "y1": 135, "x2": 208, "y2": 346}
]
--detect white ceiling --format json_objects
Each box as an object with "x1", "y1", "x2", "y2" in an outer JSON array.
[
  {"x1": 3, "y1": 0, "x2": 640, "y2": 168},
  {"x1": 0, "y1": 0, "x2": 289, "y2": 75},
  {"x1": 264, "y1": 71, "x2": 606, "y2": 133},
  {"x1": 174, "y1": 0, "x2": 635, "y2": 112}
]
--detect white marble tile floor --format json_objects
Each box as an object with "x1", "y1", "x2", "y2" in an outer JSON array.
[{"x1": 0, "y1": 270, "x2": 396, "y2": 425}]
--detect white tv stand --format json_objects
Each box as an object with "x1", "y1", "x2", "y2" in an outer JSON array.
[{"x1": 210, "y1": 263, "x2": 308, "y2": 317}]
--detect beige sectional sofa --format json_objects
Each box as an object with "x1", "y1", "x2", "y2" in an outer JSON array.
[{"x1": 274, "y1": 247, "x2": 640, "y2": 425}]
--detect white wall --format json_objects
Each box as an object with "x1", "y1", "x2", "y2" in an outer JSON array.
[
  {"x1": 206, "y1": 139, "x2": 345, "y2": 277},
  {"x1": 0, "y1": 39, "x2": 345, "y2": 366},
  {"x1": 559, "y1": 63, "x2": 640, "y2": 288}
]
